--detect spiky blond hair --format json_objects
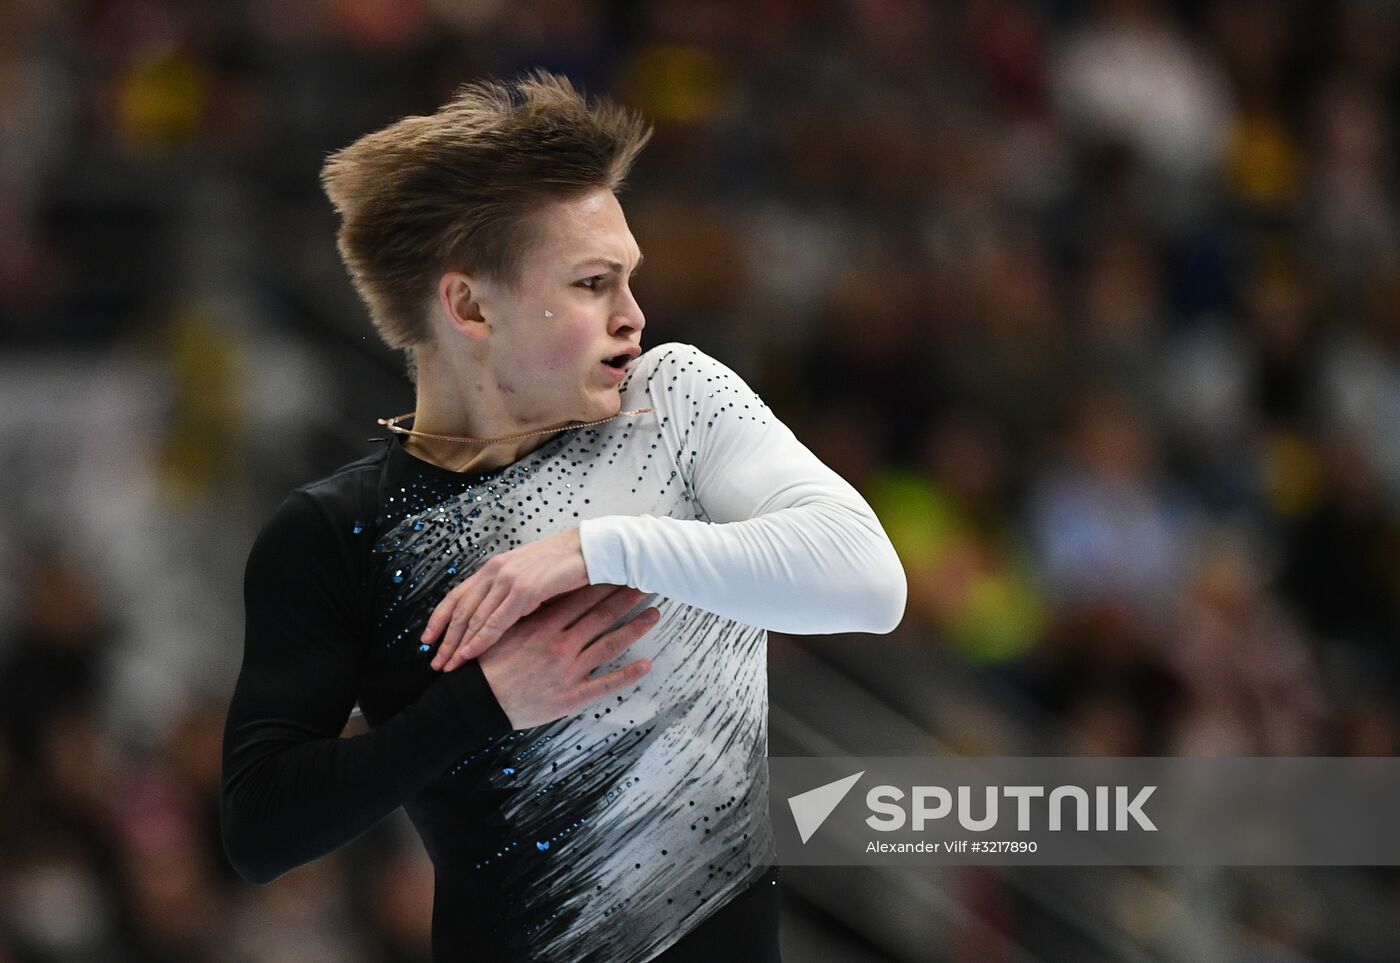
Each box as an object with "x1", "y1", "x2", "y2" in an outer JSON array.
[{"x1": 320, "y1": 70, "x2": 652, "y2": 352}]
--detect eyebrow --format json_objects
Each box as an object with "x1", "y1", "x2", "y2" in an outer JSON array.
[{"x1": 572, "y1": 253, "x2": 644, "y2": 273}]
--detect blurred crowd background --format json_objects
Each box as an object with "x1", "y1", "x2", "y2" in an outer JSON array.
[{"x1": 2, "y1": 0, "x2": 1399, "y2": 960}]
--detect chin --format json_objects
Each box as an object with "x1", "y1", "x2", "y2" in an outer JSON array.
[
  {"x1": 597, "y1": 394, "x2": 624, "y2": 418},
  {"x1": 572, "y1": 391, "x2": 619, "y2": 424}
]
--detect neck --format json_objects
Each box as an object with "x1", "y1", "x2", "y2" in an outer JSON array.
[
  {"x1": 406, "y1": 344, "x2": 563, "y2": 474},
  {"x1": 399, "y1": 422, "x2": 559, "y2": 475}
]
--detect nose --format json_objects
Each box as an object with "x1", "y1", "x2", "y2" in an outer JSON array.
[{"x1": 612, "y1": 283, "x2": 645, "y2": 335}]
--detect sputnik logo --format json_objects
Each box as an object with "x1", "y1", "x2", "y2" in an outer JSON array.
[{"x1": 787, "y1": 771, "x2": 864, "y2": 844}]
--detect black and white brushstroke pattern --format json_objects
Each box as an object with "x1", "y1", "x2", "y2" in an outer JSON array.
[{"x1": 368, "y1": 350, "x2": 778, "y2": 962}]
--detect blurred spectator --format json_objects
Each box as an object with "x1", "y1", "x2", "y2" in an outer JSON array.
[
  {"x1": 1166, "y1": 525, "x2": 1330, "y2": 756},
  {"x1": 0, "y1": 552, "x2": 114, "y2": 767},
  {"x1": 1028, "y1": 387, "x2": 1201, "y2": 621},
  {"x1": 1052, "y1": 0, "x2": 1234, "y2": 233},
  {"x1": 1275, "y1": 434, "x2": 1400, "y2": 695}
]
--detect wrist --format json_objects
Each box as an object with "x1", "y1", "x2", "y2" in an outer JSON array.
[
  {"x1": 566, "y1": 527, "x2": 590, "y2": 586},
  {"x1": 435, "y1": 657, "x2": 515, "y2": 736}
]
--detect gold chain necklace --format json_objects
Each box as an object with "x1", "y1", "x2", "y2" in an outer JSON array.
[{"x1": 376, "y1": 407, "x2": 655, "y2": 445}]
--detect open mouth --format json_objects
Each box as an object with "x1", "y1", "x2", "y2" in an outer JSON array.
[{"x1": 602, "y1": 354, "x2": 630, "y2": 369}]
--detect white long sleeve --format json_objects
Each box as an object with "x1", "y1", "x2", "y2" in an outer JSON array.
[{"x1": 578, "y1": 342, "x2": 906, "y2": 634}]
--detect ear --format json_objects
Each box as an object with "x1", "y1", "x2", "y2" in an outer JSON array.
[{"x1": 437, "y1": 271, "x2": 490, "y2": 342}]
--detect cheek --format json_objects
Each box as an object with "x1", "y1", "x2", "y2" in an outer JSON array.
[{"x1": 534, "y1": 312, "x2": 598, "y2": 369}]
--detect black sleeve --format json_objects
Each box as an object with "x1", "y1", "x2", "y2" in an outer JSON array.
[{"x1": 220, "y1": 489, "x2": 513, "y2": 885}]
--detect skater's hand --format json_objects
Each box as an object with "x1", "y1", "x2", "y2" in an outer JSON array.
[
  {"x1": 425, "y1": 529, "x2": 590, "y2": 671},
  {"x1": 477, "y1": 583, "x2": 659, "y2": 729}
]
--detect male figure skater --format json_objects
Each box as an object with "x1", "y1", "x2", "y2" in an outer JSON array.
[{"x1": 220, "y1": 70, "x2": 905, "y2": 962}]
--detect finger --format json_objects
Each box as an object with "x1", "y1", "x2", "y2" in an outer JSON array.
[
  {"x1": 562, "y1": 585, "x2": 647, "y2": 633},
  {"x1": 567, "y1": 590, "x2": 653, "y2": 652},
  {"x1": 578, "y1": 607, "x2": 660, "y2": 672},
  {"x1": 457, "y1": 582, "x2": 536, "y2": 663},
  {"x1": 421, "y1": 587, "x2": 460, "y2": 647},
  {"x1": 536, "y1": 583, "x2": 633, "y2": 632},
  {"x1": 440, "y1": 586, "x2": 636, "y2": 674},
  {"x1": 421, "y1": 592, "x2": 460, "y2": 650},
  {"x1": 430, "y1": 577, "x2": 493, "y2": 669},
  {"x1": 430, "y1": 599, "x2": 473, "y2": 669},
  {"x1": 448, "y1": 576, "x2": 515, "y2": 666},
  {"x1": 574, "y1": 658, "x2": 652, "y2": 708},
  {"x1": 420, "y1": 576, "x2": 487, "y2": 643}
]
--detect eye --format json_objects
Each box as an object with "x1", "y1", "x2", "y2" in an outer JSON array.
[{"x1": 577, "y1": 275, "x2": 607, "y2": 291}]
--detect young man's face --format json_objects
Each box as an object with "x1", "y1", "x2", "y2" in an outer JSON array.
[{"x1": 459, "y1": 187, "x2": 646, "y2": 425}]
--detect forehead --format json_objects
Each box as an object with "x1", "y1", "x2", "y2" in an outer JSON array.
[{"x1": 525, "y1": 189, "x2": 639, "y2": 265}]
